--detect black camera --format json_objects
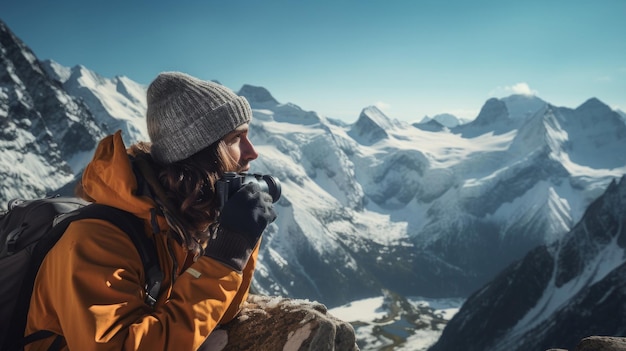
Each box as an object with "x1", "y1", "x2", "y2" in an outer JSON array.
[{"x1": 216, "y1": 172, "x2": 282, "y2": 209}]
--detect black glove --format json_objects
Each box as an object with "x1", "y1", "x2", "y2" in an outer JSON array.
[{"x1": 204, "y1": 182, "x2": 277, "y2": 271}]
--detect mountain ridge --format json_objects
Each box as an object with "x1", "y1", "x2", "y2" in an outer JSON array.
[{"x1": 430, "y1": 175, "x2": 626, "y2": 351}]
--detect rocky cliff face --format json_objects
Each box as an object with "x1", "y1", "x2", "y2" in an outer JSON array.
[{"x1": 0, "y1": 20, "x2": 105, "y2": 202}]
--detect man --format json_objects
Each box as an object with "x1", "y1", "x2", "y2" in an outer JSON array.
[{"x1": 25, "y1": 72, "x2": 276, "y2": 350}]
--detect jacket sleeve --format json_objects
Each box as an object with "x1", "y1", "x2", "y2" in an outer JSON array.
[
  {"x1": 219, "y1": 239, "x2": 261, "y2": 324},
  {"x1": 26, "y1": 219, "x2": 248, "y2": 351}
]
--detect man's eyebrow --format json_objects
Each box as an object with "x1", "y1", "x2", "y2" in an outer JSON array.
[
  {"x1": 231, "y1": 127, "x2": 248, "y2": 135},
  {"x1": 224, "y1": 128, "x2": 247, "y2": 139}
]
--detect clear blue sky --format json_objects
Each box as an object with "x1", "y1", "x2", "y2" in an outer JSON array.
[{"x1": 1, "y1": 0, "x2": 625, "y2": 123}]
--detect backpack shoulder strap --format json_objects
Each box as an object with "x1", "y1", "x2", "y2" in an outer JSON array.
[
  {"x1": 73, "y1": 204, "x2": 164, "y2": 307},
  {"x1": 7, "y1": 204, "x2": 163, "y2": 351}
]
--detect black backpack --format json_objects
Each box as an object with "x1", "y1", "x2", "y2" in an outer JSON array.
[{"x1": 0, "y1": 196, "x2": 164, "y2": 350}]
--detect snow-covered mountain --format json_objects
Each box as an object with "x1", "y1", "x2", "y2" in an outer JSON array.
[
  {"x1": 41, "y1": 61, "x2": 148, "y2": 148},
  {"x1": 414, "y1": 113, "x2": 464, "y2": 130},
  {"x1": 2, "y1": 18, "x2": 626, "y2": 316},
  {"x1": 0, "y1": 20, "x2": 107, "y2": 202},
  {"x1": 430, "y1": 175, "x2": 626, "y2": 351}
]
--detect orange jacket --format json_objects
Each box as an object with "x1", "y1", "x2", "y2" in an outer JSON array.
[{"x1": 26, "y1": 131, "x2": 259, "y2": 350}]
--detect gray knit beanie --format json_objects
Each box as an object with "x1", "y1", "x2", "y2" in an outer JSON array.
[{"x1": 146, "y1": 72, "x2": 252, "y2": 164}]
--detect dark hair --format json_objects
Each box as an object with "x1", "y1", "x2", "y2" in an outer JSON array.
[
  {"x1": 76, "y1": 139, "x2": 238, "y2": 257},
  {"x1": 156, "y1": 140, "x2": 239, "y2": 255}
]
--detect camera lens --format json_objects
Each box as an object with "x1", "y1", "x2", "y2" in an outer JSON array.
[
  {"x1": 260, "y1": 175, "x2": 281, "y2": 203},
  {"x1": 242, "y1": 174, "x2": 281, "y2": 203}
]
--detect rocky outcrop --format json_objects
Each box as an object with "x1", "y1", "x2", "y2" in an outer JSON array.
[
  {"x1": 200, "y1": 295, "x2": 359, "y2": 351},
  {"x1": 547, "y1": 336, "x2": 626, "y2": 351},
  {"x1": 575, "y1": 337, "x2": 626, "y2": 351}
]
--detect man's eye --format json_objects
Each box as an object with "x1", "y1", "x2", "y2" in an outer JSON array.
[{"x1": 226, "y1": 135, "x2": 241, "y2": 144}]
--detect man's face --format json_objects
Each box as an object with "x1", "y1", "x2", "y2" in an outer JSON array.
[{"x1": 222, "y1": 123, "x2": 258, "y2": 172}]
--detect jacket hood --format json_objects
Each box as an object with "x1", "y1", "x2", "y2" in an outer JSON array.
[{"x1": 82, "y1": 131, "x2": 158, "y2": 222}]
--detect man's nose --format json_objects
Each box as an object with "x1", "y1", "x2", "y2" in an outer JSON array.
[{"x1": 243, "y1": 137, "x2": 259, "y2": 161}]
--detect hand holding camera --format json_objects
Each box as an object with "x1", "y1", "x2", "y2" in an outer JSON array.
[
  {"x1": 216, "y1": 172, "x2": 281, "y2": 210},
  {"x1": 220, "y1": 182, "x2": 277, "y2": 238},
  {"x1": 203, "y1": 173, "x2": 279, "y2": 271}
]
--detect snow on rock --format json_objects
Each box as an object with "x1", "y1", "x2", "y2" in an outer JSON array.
[{"x1": 212, "y1": 294, "x2": 358, "y2": 351}]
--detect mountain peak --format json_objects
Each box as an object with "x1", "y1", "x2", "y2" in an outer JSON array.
[
  {"x1": 454, "y1": 95, "x2": 547, "y2": 137},
  {"x1": 502, "y1": 94, "x2": 547, "y2": 120},
  {"x1": 468, "y1": 97, "x2": 508, "y2": 127},
  {"x1": 238, "y1": 84, "x2": 279, "y2": 108},
  {"x1": 359, "y1": 106, "x2": 394, "y2": 128},
  {"x1": 41, "y1": 59, "x2": 72, "y2": 82},
  {"x1": 348, "y1": 106, "x2": 392, "y2": 144},
  {"x1": 432, "y1": 113, "x2": 461, "y2": 128},
  {"x1": 413, "y1": 118, "x2": 446, "y2": 132},
  {"x1": 575, "y1": 97, "x2": 611, "y2": 114},
  {"x1": 67, "y1": 64, "x2": 109, "y2": 87}
]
